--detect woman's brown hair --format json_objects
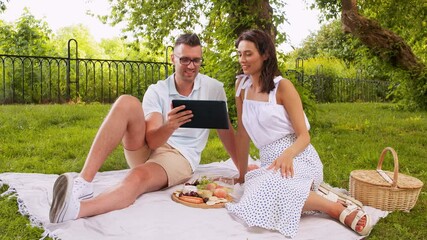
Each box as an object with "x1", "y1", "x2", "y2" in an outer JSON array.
[{"x1": 235, "y1": 29, "x2": 282, "y2": 93}]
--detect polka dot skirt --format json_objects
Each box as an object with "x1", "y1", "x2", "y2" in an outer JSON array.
[{"x1": 226, "y1": 134, "x2": 323, "y2": 238}]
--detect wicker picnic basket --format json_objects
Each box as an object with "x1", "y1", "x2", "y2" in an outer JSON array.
[{"x1": 349, "y1": 147, "x2": 423, "y2": 212}]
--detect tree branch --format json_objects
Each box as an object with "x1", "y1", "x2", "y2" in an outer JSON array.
[{"x1": 341, "y1": 0, "x2": 424, "y2": 74}]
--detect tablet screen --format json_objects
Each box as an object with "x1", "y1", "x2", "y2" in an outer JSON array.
[{"x1": 172, "y1": 100, "x2": 229, "y2": 129}]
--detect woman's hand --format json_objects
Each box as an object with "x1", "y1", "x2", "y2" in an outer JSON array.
[
  {"x1": 248, "y1": 164, "x2": 259, "y2": 171},
  {"x1": 267, "y1": 155, "x2": 294, "y2": 178},
  {"x1": 234, "y1": 177, "x2": 245, "y2": 184},
  {"x1": 234, "y1": 164, "x2": 259, "y2": 184}
]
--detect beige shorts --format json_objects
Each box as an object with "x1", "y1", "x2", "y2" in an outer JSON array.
[{"x1": 124, "y1": 143, "x2": 193, "y2": 187}]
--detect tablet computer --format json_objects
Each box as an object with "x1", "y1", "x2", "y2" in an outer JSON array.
[{"x1": 172, "y1": 99, "x2": 229, "y2": 129}]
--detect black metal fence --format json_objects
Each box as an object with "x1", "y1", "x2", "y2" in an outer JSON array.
[
  {"x1": 302, "y1": 74, "x2": 390, "y2": 102},
  {"x1": 0, "y1": 39, "x2": 173, "y2": 104},
  {"x1": 0, "y1": 40, "x2": 390, "y2": 104},
  {"x1": 284, "y1": 59, "x2": 390, "y2": 103}
]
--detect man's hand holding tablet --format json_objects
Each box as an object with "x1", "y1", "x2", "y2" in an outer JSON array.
[{"x1": 172, "y1": 100, "x2": 229, "y2": 129}]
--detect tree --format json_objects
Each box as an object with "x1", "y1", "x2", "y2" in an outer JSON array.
[
  {"x1": 313, "y1": 0, "x2": 427, "y2": 109},
  {"x1": 296, "y1": 20, "x2": 362, "y2": 65},
  {"x1": 101, "y1": 0, "x2": 287, "y2": 53},
  {"x1": 98, "y1": 0, "x2": 300, "y2": 121},
  {"x1": 52, "y1": 24, "x2": 104, "y2": 58},
  {"x1": 0, "y1": 8, "x2": 52, "y2": 56},
  {"x1": 0, "y1": 0, "x2": 7, "y2": 13},
  {"x1": 0, "y1": 9, "x2": 54, "y2": 102},
  {"x1": 340, "y1": 0, "x2": 423, "y2": 73}
]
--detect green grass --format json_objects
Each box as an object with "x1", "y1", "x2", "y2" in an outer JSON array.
[{"x1": 0, "y1": 103, "x2": 426, "y2": 239}]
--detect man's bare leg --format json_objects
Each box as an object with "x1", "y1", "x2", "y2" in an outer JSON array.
[
  {"x1": 77, "y1": 93, "x2": 171, "y2": 218},
  {"x1": 80, "y1": 95, "x2": 146, "y2": 182},
  {"x1": 78, "y1": 162, "x2": 168, "y2": 218},
  {"x1": 50, "y1": 95, "x2": 148, "y2": 223}
]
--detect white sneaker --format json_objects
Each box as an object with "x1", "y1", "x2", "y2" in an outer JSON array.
[
  {"x1": 49, "y1": 173, "x2": 90, "y2": 223},
  {"x1": 74, "y1": 176, "x2": 94, "y2": 200}
]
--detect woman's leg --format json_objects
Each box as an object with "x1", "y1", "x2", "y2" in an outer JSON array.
[{"x1": 302, "y1": 191, "x2": 368, "y2": 233}]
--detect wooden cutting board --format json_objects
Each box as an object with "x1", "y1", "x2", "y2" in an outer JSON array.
[{"x1": 171, "y1": 192, "x2": 232, "y2": 209}]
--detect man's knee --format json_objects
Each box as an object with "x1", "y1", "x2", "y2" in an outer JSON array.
[
  {"x1": 114, "y1": 94, "x2": 141, "y2": 106},
  {"x1": 124, "y1": 167, "x2": 152, "y2": 191},
  {"x1": 117, "y1": 169, "x2": 148, "y2": 206},
  {"x1": 112, "y1": 95, "x2": 143, "y2": 116},
  {"x1": 125, "y1": 164, "x2": 168, "y2": 192}
]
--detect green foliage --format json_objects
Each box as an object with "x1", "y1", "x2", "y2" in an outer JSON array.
[
  {"x1": 104, "y1": 0, "x2": 288, "y2": 53},
  {"x1": 296, "y1": 20, "x2": 392, "y2": 80},
  {"x1": 295, "y1": 20, "x2": 362, "y2": 65},
  {"x1": 100, "y1": 0, "x2": 292, "y2": 91},
  {"x1": 0, "y1": 9, "x2": 174, "y2": 104},
  {"x1": 284, "y1": 56, "x2": 354, "y2": 103},
  {"x1": 201, "y1": 44, "x2": 240, "y2": 123},
  {"x1": 277, "y1": 53, "x2": 318, "y2": 121},
  {"x1": 99, "y1": 38, "x2": 165, "y2": 62},
  {"x1": 311, "y1": 0, "x2": 341, "y2": 21},
  {"x1": 0, "y1": 10, "x2": 56, "y2": 103},
  {"x1": 293, "y1": 79, "x2": 318, "y2": 123},
  {"x1": 359, "y1": 0, "x2": 427, "y2": 61},
  {"x1": 281, "y1": 54, "x2": 394, "y2": 103},
  {"x1": 51, "y1": 24, "x2": 104, "y2": 58},
  {"x1": 357, "y1": 0, "x2": 427, "y2": 110},
  {"x1": 294, "y1": 15, "x2": 427, "y2": 108},
  {"x1": 0, "y1": 8, "x2": 52, "y2": 56},
  {"x1": 1, "y1": 1, "x2": 425, "y2": 109},
  {"x1": 311, "y1": 1, "x2": 427, "y2": 109},
  {"x1": 0, "y1": 8, "x2": 166, "y2": 62},
  {"x1": 293, "y1": 57, "x2": 358, "y2": 78},
  {"x1": 0, "y1": 0, "x2": 6, "y2": 13},
  {"x1": 392, "y1": 69, "x2": 427, "y2": 111}
]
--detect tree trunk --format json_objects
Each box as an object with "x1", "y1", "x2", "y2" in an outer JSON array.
[
  {"x1": 341, "y1": 0, "x2": 424, "y2": 74},
  {"x1": 232, "y1": 0, "x2": 275, "y2": 41},
  {"x1": 341, "y1": 0, "x2": 426, "y2": 109}
]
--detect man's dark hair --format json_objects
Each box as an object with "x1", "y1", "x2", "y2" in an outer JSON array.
[{"x1": 174, "y1": 33, "x2": 201, "y2": 47}]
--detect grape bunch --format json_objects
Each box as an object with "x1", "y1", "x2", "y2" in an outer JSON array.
[
  {"x1": 185, "y1": 181, "x2": 198, "y2": 186},
  {"x1": 184, "y1": 176, "x2": 213, "y2": 190},
  {"x1": 179, "y1": 191, "x2": 200, "y2": 198},
  {"x1": 195, "y1": 176, "x2": 213, "y2": 190}
]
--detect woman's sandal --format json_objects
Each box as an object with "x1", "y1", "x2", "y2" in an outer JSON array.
[
  {"x1": 318, "y1": 182, "x2": 363, "y2": 208},
  {"x1": 339, "y1": 204, "x2": 373, "y2": 236}
]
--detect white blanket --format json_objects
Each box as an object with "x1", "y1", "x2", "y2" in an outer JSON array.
[{"x1": 0, "y1": 159, "x2": 388, "y2": 240}]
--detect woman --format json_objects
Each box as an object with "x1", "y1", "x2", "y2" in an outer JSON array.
[{"x1": 226, "y1": 29, "x2": 373, "y2": 238}]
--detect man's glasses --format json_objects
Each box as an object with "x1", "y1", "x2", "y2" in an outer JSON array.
[{"x1": 174, "y1": 54, "x2": 203, "y2": 66}]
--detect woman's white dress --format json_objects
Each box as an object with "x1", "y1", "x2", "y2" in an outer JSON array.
[{"x1": 226, "y1": 76, "x2": 323, "y2": 238}]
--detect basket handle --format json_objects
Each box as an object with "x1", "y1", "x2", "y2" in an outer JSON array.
[{"x1": 376, "y1": 147, "x2": 399, "y2": 188}]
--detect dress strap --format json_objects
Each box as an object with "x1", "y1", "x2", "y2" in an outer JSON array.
[
  {"x1": 235, "y1": 74, "x2": 252, "y2": 98},
  {"x1": 268, "y1": 76, "x2": 283, "y2": 104}
]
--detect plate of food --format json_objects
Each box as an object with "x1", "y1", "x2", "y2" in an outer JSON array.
[{"x1": 171, "y1": 176, "x2": 234, "y2": 209}]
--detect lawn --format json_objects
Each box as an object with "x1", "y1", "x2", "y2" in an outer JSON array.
[{"x1": 0, "y1": 102, "x2": 426, "y2": 239}]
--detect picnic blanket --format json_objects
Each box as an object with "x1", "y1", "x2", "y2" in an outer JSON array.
[{"x1": 0, "y1": 158, "x2": 388, "y2": 240}]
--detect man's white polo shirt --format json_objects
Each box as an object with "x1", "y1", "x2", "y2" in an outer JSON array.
[{"x1": 142, "y1": 73, "x2": 227, "y2": 171}]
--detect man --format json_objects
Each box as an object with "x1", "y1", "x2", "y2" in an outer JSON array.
[{"x1": 49, "y1": 33, "x2": 237, "y2": 223}]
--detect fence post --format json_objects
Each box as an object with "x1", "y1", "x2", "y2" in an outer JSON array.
[
  {"x1": 67, "y1": 39, "x2": 78, "y2": 102},
  {"x1": 165, "y1": 46, "x2": 174, "y2": 76},
  {"x1": 316, "y1": 65, "x2": 324, "y2": 102},
  {"x1": 295, "y1": 57, "x2": 304, "y2": 85}
]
